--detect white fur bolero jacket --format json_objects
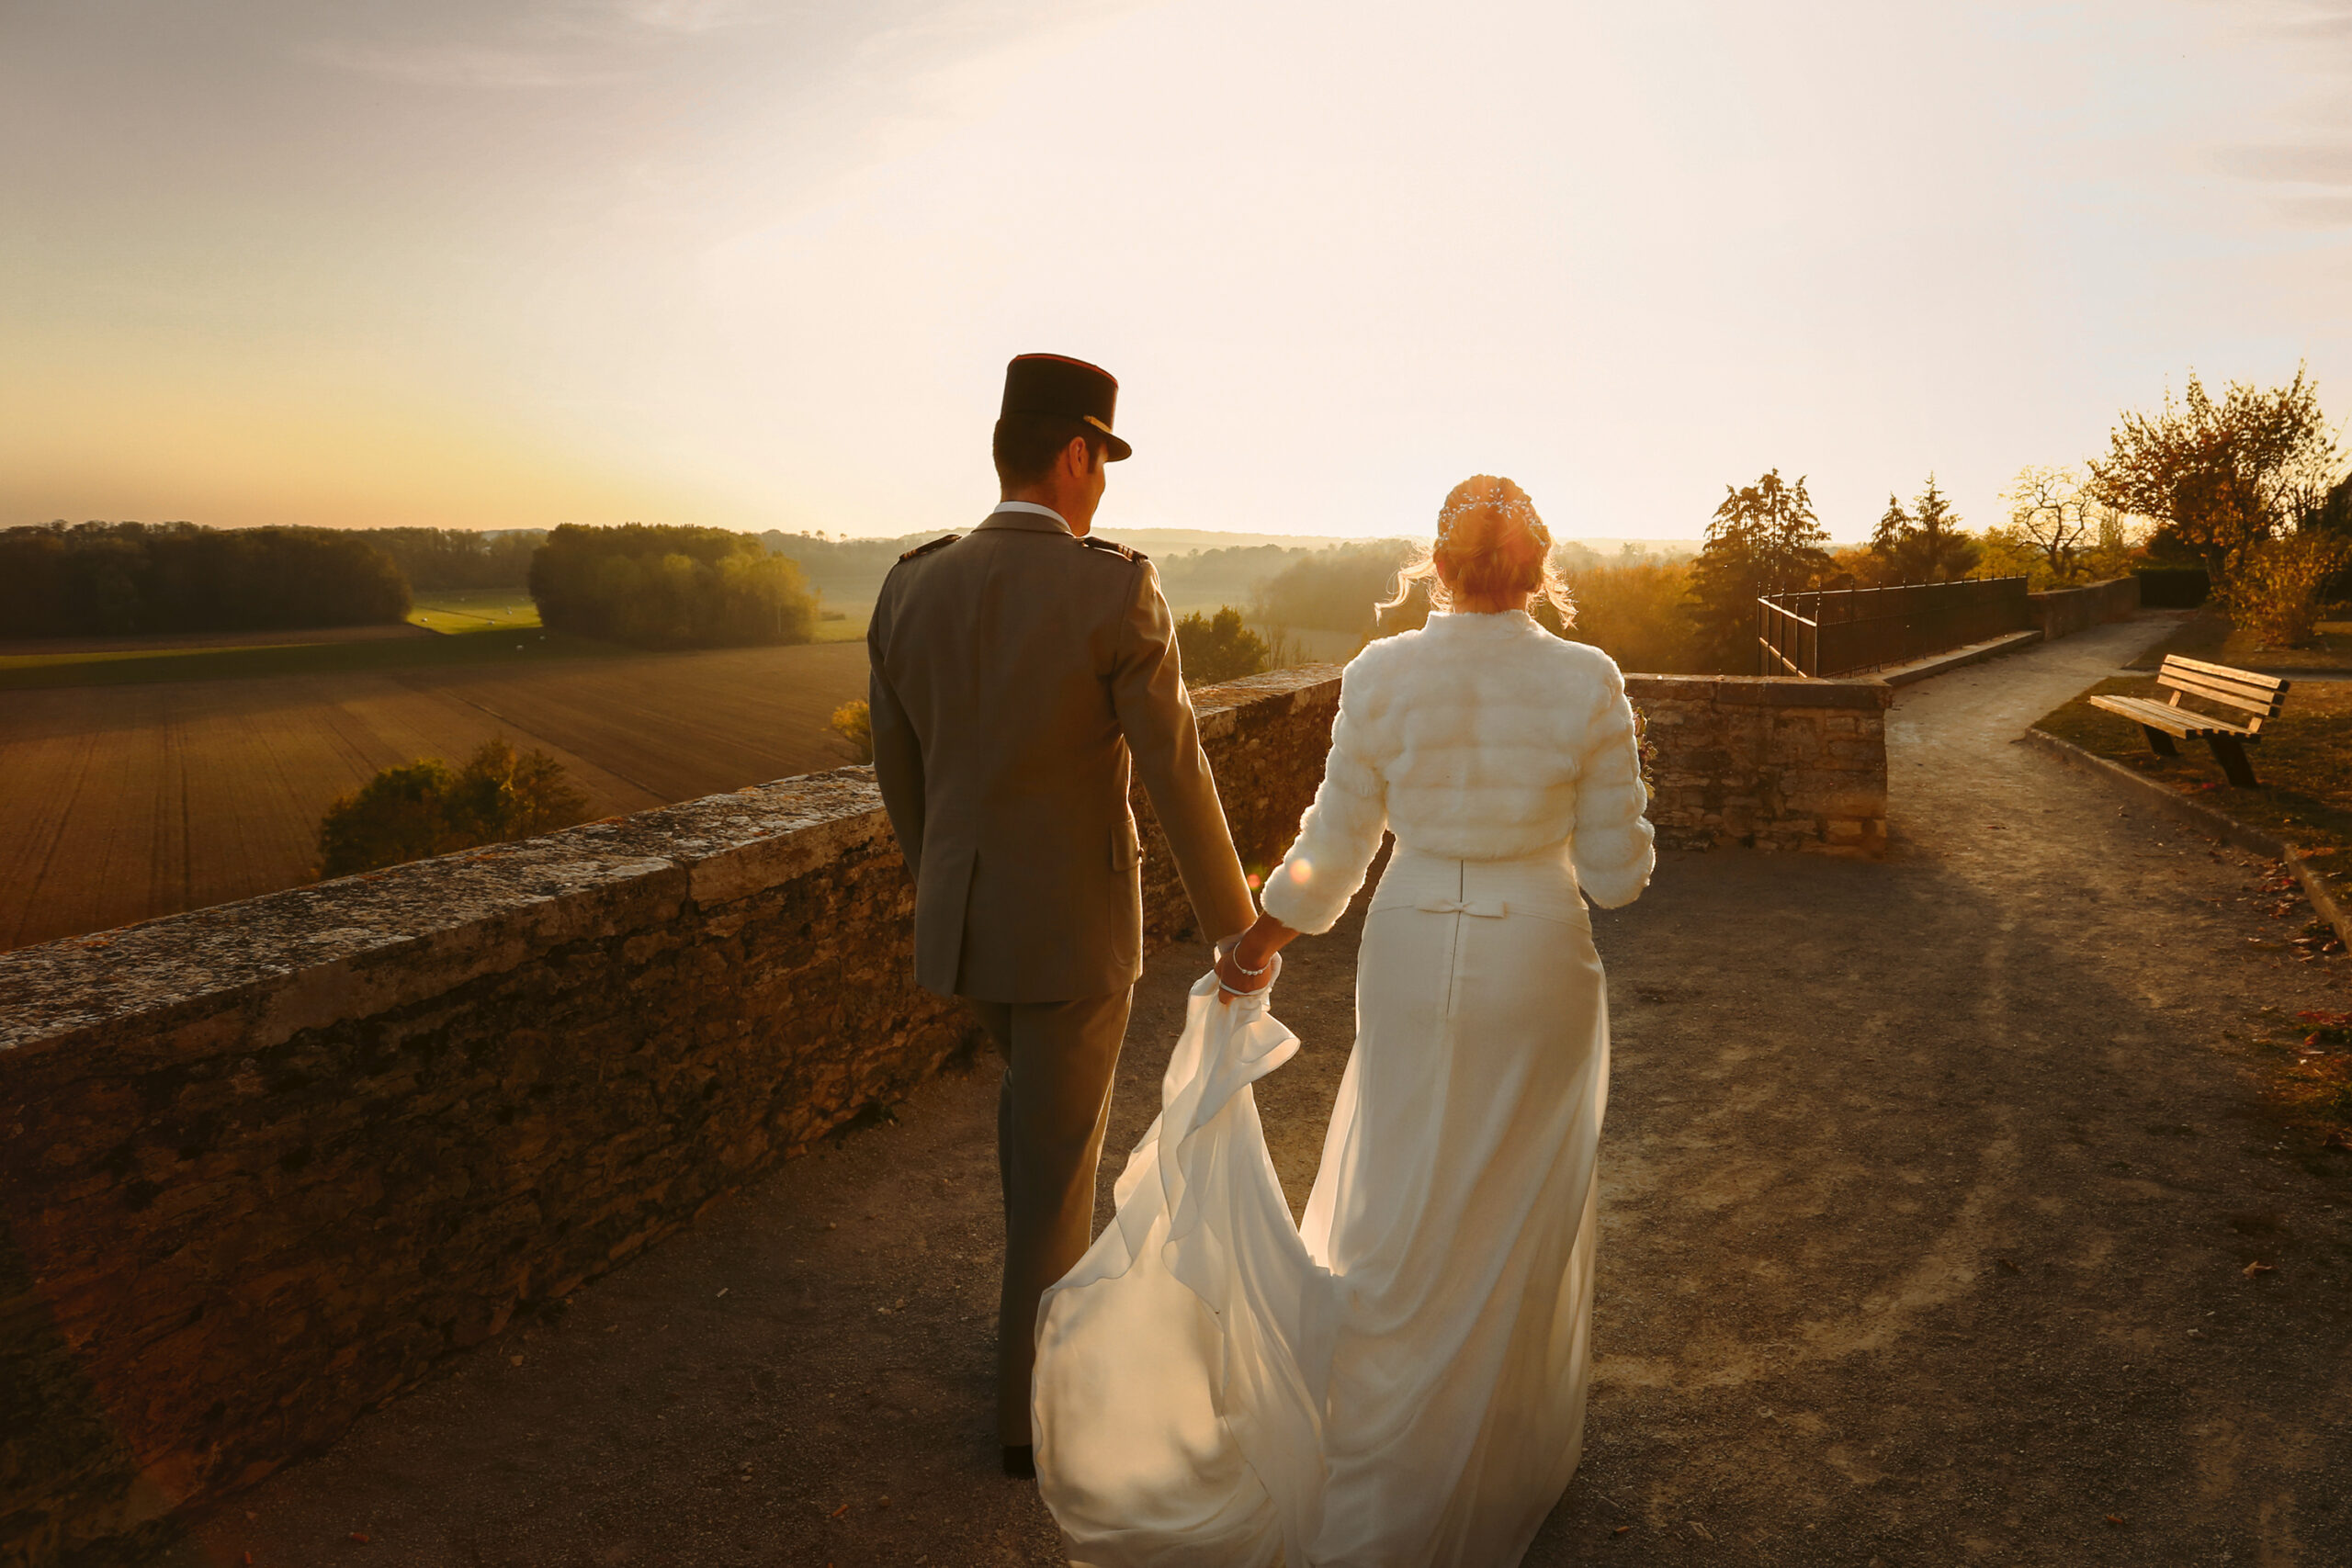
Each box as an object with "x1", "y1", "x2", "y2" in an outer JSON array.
[{"x1": 1257, "y1": 609, "x2": 1656, "y2": 935}]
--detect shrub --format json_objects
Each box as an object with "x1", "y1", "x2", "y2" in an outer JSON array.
[
  {"x1": 829, "y1": 699, "x2": 874, "y2": 763},
  {"x1": 0, "y1": 521, "x2": 410, "y2": 637},
  {"x1": 528, "y1": 524, "x2": 819, "y2": 649},
  {"x1": 2218, "y1": 532, "x2": 2352, "y2": 648},
  {"x1": 1175, "y1": 607, "x2": 1272, "y2": 684},
  {"x1": 317, "y1": 739, "x2": 590, "y2": 878}
]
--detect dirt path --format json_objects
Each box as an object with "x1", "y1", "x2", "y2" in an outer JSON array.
[{"x1": 159, "y1": 618, "x2": 2351, "y2": 1567}]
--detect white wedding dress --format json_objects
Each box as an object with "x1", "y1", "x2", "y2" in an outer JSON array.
[{"x1": 1035, "y1": 611, "x2": 1656, "y2": 1568}]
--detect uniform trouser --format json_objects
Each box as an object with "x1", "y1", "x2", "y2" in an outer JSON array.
[{"x1": 967, "y1": 986, "x2": 1135, "y2": 1446}]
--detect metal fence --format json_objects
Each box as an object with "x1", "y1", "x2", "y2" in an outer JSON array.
[{"x1": 1758, "y1": 577, "x2": 2031, "y2": 677}]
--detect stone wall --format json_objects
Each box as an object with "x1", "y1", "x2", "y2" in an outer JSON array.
[
  {"x1": 0, "y1": 661, "x2": 1884, "y2": 1565},
  {"x1": 1627, "y1": 674, "x2": 1892, "y2": 857},
  {"x1": 2028, "y1": 575, "x2": 2140, "y2": 641}
]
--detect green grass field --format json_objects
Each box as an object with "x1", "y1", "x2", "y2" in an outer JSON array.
[
  {"x1": 408, "y1": 590, "x2": 543, "y2": 632},
  {"x1": 812, "y1": 606, "x2": 870, "y2": 644}
]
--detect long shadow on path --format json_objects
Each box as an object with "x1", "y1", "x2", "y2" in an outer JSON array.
[{"x1": 163, "y1": 618, "x2": 2352, "y2": 1567}]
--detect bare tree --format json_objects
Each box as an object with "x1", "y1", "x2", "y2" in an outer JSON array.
[{"x1": 2000, "y1": 465, "x2": 2100, "y2": 581}]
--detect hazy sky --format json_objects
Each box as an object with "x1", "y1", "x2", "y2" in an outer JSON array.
[{"x1": 5, "y1": 1, "x2": 2348, "y2": 543}]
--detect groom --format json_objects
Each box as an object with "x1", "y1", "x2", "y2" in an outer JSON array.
[{"x1": 865, "y1": 353, "x2": 1260, "y2": 1477}]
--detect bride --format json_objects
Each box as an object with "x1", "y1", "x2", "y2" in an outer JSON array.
[{"x1": 1031, "y1": 476, "x2": 1656, "y2": 1568}]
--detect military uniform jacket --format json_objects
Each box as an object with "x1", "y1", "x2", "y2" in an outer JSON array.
[{"x1": 867, "y1": 509, "x2": 1259, "y2": 1004}]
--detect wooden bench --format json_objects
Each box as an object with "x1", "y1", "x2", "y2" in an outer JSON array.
[{"x1": 2088, "y1": 654, "x2": 2291, "y2": 787}]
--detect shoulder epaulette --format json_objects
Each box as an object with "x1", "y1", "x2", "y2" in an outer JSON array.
[
  {"x1": 1080, "y1": 536, "x2": 1147, "y2": 563},
  {"x1": 897, "y1": 534, "x2": 959, "y2": 562}
]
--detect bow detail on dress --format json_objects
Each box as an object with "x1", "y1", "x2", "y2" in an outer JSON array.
[{"x1": 1415, "y1": 897, "x2": 1510, "y2": 919}]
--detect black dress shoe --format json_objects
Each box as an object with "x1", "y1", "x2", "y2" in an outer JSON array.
[{"x1": 1002, "y1": 1444, "x2": 1036, "y2": 1480}]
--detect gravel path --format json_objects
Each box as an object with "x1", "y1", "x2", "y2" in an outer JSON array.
[{"x1": 163, "y1": 616, "x2": 2351, "y2": 1568}]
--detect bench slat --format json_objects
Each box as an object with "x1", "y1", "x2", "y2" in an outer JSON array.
[
  {"x1": 2157, "y1": 660, "x2": 2288, "y2": 703},
  {"x1": 2162, "y1": 653, "x2": 2288, "y2": 693},
  {"x1": 2088, "y1": 694, "x2": 2257, "y2": 739},
  {"x1": 2156, "y1": 669, "x2": 2286, "y2": 715}
]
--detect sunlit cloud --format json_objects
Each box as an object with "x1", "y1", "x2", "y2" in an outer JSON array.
[
  {"x1": 303, "y1": 39, "x2": 629, "y2": 88},
  {"x1": 616, "y1": 0, "x2": 751, "y2": 32},
  {"x1": 301, "y1": 0, "x2": 759, "y2": 87}
]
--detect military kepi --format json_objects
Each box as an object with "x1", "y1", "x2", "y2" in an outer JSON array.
[{"x1": 1001, "y1": 354, "x2": 1132, "y2": 462}]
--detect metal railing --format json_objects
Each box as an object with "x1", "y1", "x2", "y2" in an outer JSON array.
[{"x1": 1758, "y1": 577, "x2": 2030, "y2": 677}]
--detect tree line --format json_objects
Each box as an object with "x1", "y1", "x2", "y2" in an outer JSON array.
[
  {"x1": 0, "y1": 520, "x2": 827, "y2": 650},
  {"x1": 529, "y1": 523, "x2": 820, "y2": 648},
  {"x1": 0, "y1": 521, "x2": 412, "y2": 637},
  {"x1": 352, "y1": 527, "x2": 545, "y2": 590}
]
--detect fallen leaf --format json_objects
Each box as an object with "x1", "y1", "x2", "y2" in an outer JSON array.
[
  {"x1": 511, "y1": 1355, "x2": 525, "y2": 1367},
  {"x1": 2244, "y1": 1261, "x2": 2275, "y2": 1278},
  {"x1": 2323, "y1": 1131, "x2": 2351, "y2": 1152},
  {"x1": 243, "y1": 1555, "x2": 254, "y2": 1566}
]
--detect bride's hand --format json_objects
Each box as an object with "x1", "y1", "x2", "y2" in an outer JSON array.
[{"x1": 1215, "y1": 914, "x2": 1296, "y2": 1004}]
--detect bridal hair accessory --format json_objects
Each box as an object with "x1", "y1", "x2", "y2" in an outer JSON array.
[
  {"x1": 1381, "y1": 473, "x2": 1577, "y2": 627},
  {"x1": 1434, "y1": 474, "x2": 1551, "y2": 555}
]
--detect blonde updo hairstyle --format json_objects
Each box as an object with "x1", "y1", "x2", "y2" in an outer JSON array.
[{"x1": 1380, "y1": 474, "x2": 1576, "y2": 626}]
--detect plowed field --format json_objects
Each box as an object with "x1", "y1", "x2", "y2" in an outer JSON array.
[{"x1": 0, "y1": 641, "x2": 873, "y2": 951}]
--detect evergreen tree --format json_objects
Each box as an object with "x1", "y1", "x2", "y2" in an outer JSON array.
[
  {"x1": 1867, "y1": 474, "x2": 1982, "y2": 582},
  {"x1": 1685, "y1": 469, "x2": 1833, "y2": 671}
]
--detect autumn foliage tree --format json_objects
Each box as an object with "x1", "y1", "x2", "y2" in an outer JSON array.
[
  {"x1": 828, "y1": 699, "x2": 874, "y2": 763},
  {"x1": 2086, "y1": 367, "x2": 2342, "y2": 588},
  {"x1": 1556, "y1": 557, "x2": 1705, "y2": 672}
]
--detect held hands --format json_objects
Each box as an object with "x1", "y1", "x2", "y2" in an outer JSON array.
[
  {"x1": 1214, "y1": 944, "x2": 1277, "y2": 1001},
  {"x1": 1214, "y1": 912, "x2": 1299, "y2": 1005}
]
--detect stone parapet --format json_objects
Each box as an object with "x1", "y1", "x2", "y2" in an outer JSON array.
[
  {"x1": 1626, "y1": 673, "x2": 1892, "y2": 857},
  {"x1": 2028, "y1": 575, "x2": 2140, "y2": 640},
  {"x1": 0, "y1": 659, "x2": 1883, "y2": 1564}
]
